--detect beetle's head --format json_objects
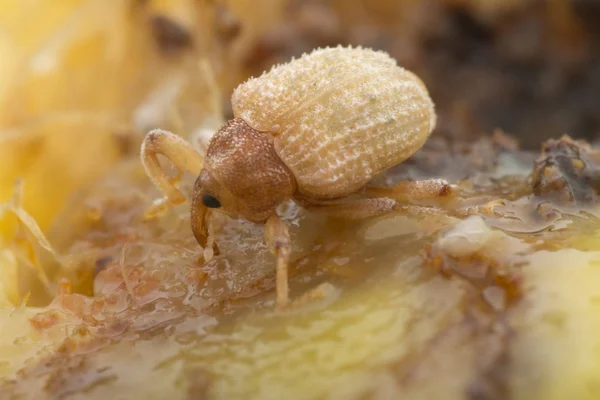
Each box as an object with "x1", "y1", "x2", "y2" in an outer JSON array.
[{"x1": 190, "y1": 118, "x2": 296, "y2": 246}]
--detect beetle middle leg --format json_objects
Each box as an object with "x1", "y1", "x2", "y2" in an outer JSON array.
[
  {"x1": 140, "y1": 129, "x2": 204, "y2": 218},
  {"x1": 363, "y1": 179, "x2": 505, "y2": 216},
  {"x1": 303, "y1": 197, "x2": 455, "y2": 219},
  {"x1": 363, "y1": 178, "x2": 455, "y2": 202}
]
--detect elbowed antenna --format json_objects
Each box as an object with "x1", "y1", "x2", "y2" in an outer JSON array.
[{"x1": 140, "y1": 129, "x2": 205, "y2": 218}]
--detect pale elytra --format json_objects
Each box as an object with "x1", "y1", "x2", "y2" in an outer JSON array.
[{"x1": 141, "y1": 46, "x2": 465, "y2": 310}]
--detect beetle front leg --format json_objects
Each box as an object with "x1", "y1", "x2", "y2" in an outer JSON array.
[
  {"x1": 141, "y1": 129, "x2": 204, "y2": 218},
  {"x1": 264, "y1": 214, "x2": 291, "y2": 310}
]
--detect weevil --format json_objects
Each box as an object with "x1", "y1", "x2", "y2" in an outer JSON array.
[{"x1": 141, "y1": 46, "x2": 458, "y2": 309}]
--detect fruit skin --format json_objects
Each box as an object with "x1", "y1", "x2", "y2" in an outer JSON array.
[{"x1": 231, "y1": 45, "x2": 437, "y2": 200}]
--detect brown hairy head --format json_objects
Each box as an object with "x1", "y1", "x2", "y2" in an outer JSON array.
[{"x1": 192, "y1": 118, "x2": 297, "y2": 223}]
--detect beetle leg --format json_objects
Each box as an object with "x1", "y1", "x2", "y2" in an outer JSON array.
[
  {"x1": 264, "y1": 214, "x2": 291, "y2": 310},
  {"x1": 364, "y1": 180, "x2": 508, "y2": 216},
  {"x1": 303, "y1": 197, "x2": 484, "y2": 219},
  {"x1": 303, "y1": 197, "x2": 447, "y2": 219},
  {"x1": 141, "y1": 129, "x2": 204, "y2": 218},
  {"x1": 363, "y1": 179, "x2": 455, "y2": 202}
]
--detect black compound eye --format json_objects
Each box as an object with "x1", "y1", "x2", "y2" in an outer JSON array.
[{"x1": 202, "y1": 194, "x2": 221, "y2": 208}]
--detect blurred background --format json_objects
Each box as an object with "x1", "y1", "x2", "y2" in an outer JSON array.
[{"x1": 1, "y1": 0, "x2": 599, "y2": 233}]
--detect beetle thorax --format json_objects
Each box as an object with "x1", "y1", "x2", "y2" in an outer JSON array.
[{"x1": 202, "y1": 118, "x2": 297, "y2": 222}]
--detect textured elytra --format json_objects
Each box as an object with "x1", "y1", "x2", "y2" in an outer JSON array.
[{"x1": 231, "y1": 46, "x2": 437, "y2": 199}]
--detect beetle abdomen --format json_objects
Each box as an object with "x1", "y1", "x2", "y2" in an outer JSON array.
[{"x1": 231, "y1": 46, "x2": 436, "y2": 199}]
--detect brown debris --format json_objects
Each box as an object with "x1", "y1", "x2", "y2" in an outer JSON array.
[
  {"x1": 530, "y1": 135, "x2": 600, "y2": 204},
  {"x1": 390, "y1": 131, "x2": 523, "y2": 184},
  {"x1": 423, "y1": 246, "x2": 523, "y2": 312},
  {"x1": 150, "y1": 15, "x2": 194, "y2": 55}
]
